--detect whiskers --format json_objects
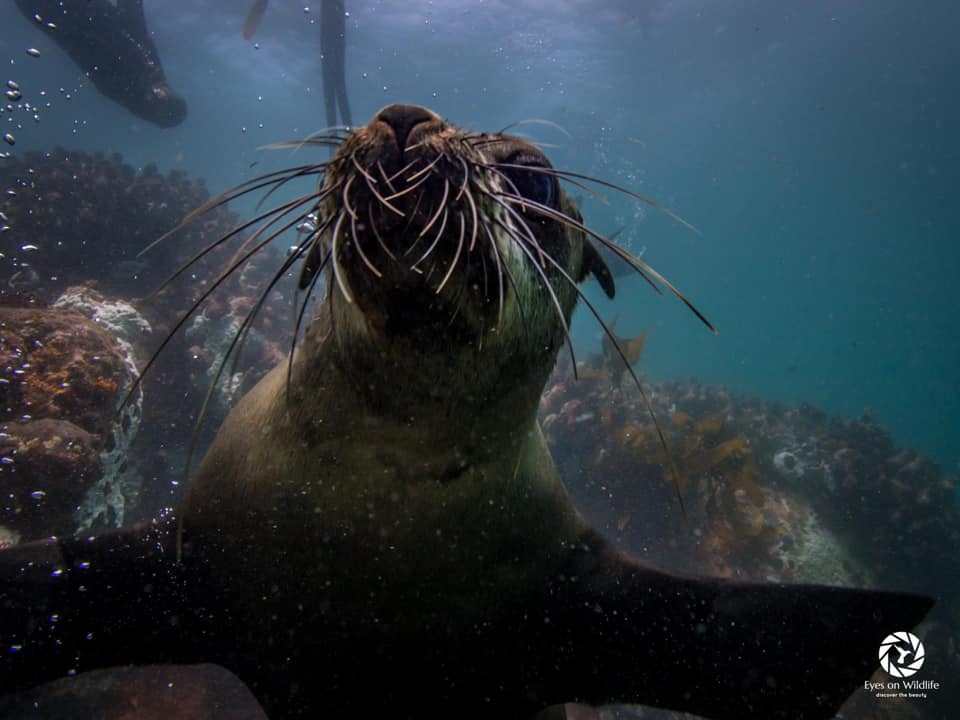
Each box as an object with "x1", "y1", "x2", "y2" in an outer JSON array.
[{"x1": 127, "y1": 122, "x2": 714, "y2": 539}]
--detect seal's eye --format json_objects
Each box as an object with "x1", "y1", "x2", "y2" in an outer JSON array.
[{"x1": 500, "y1": 153, "x2": 557, "y2": 208}]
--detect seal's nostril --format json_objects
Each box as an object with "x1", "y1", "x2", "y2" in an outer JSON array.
[{"x1": 375, "y1": 104, "x2": 436, "y2": 152}]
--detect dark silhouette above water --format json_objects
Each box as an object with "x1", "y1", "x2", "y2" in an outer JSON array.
[
  {"x1": 244, "y1": 0, "x2": 353, "y2": 128},
  {"x1": 15, "y1": 0, "x2": 187, "y2": 128}
]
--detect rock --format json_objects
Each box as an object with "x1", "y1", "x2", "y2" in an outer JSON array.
[
  {"x1": 0, "y1": 418, "x2": 101, "y2": 538},
  {"x1": 0, "y1": 305, "x2": 132, "y2": 437}
]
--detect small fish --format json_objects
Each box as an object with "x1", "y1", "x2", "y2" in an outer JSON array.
[{"x1": 243, "y1": 0, "x2": 269, "y2": 40}]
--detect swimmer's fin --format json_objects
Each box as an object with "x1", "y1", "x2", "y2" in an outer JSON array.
[{"x1": 544, "y1": 529, "x2": 934, "y2": 720}]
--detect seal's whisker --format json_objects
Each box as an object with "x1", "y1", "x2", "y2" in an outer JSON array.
[
  {"x1": 146, "y1": 188, "x2": 332, "y2": 303},
  {"x1": 350, "y1": 211, "x2": 383, "y2": 278},
  {"x1": 189, "y1": 164, "x2": 326, "y2": 219},
  {"x1": 382, "y1": 171, "x2": 431, "y2": 202},
  {"x1": 377, "y1": 160, "x2": 400, "y2": 194},
  {"x1": 499, "y1": 163, "x2": 703, "y2": 237},
  {"x1": 329, "y1": 211, "x2": 353, "y2": 302},
  {"x1": 254, "y1": 164, "x2": 328, "y2": 214},
  {"x1": 350, "y1": 153, "x2": 377, "y2": 185},
  {"x1": 363, "y1": 169, "x2": 405, "y2": 217},
  {"x1": 401, "y1": 187, "x2": 427, "y2": 238},
  {"x1": 385, "y1": 157, "x2": 420, "y2": 185},
  {"x1": 368, "y1": 201, "x2": 398, "y2": 261},
  {"x1": 417, "y1": 178, "x2": 450, "y2": 239},
  {"x1": 341, "y1": 175, "x2": 359, "y2": 220},
  {"x1": 495, "y1": 217, "x2": 578, "y2": 377},
  {"x1": 182, "y1": 232, "x2": 318, "y2": 537},
  {"x1": 463, "y1": 184, "x2": 480, "y2": 253},
  {"x1": 228, "y1": 209, "x2": 333, "y2": 379},
  {"x1": 258, "y1": 136, "x2": 345, "y2": 152},
  {"x1": 406, "y1": 154, "x2": 443, "y2": 183},
  {"x1": 228, "y1": 189, "x2": 330, "y2": 276},
  {"x1": 497, "y1": 118, "x2": 573, "y2": 138},
  {"x1": 435, "y1": 211, "x2": 465, "y2": 295},
  {"x1": 488, "y1": 194, "x2": 547, "y2": 268},
  {"x1": 411, "y1": 208, "x2": 449, "y2": 269},
  {"x1": 454, "y1": 156, "x2": 471, "y2": 203},
  {"x1": 475, "y1": 217, "x2": 489, "y2": 298},
  {"x1": 466, "y1": 135, "x2": 506, "y2": 150},
  {"x1": 499, "y1": 193, "x2": 716, "y2": 333},
  {"x1": 485, "y1": 162, "x2": 609, "y2": 206},
  {"x1": 535, "y1": 247, "x2": 688, "y2": 523},
  {"x1": 479, "y1": 167, "x2": 550, "y2": 268},
  {"x1": 118, "y1": 197, "x2": 322, "y2": 418},
  {"x1": 516, "y1": 193, "x2": 660, "y2": 296},
  {"x1": 483, "y1": 219, "x2": 506, "y2": 329},
  {"x1": 483, "y1": 221, "x2": 527, "y2": 339},
  {"x1": 297, "y1": 213, "x2": 337, "y2": 290},
  {"x1": 138, "y1": 164, "x2": 326, "y2": 257},
  {"x1": 287, "y1": 245, "x2": 331, "y2": 404}
]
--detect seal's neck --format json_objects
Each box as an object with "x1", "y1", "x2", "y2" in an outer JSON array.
[{"x1": 289, "y1": 297, "x2": 558, "y2": 463}]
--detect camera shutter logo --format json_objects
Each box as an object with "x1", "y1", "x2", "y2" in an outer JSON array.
[{"x1": 878, "y1": 631, "x2": 925, "y2": 678}]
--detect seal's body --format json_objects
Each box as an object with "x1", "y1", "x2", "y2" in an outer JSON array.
[
  {"x1": 0, "y1": 106, "x2": 932, "y2": 720},
  {"x1": 15, "y1": 0, "x2": 187, "y2": 127}
]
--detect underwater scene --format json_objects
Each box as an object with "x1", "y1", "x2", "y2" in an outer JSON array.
[{"x1": 0, "y1": 1, "x2": 957, "y2": 718}]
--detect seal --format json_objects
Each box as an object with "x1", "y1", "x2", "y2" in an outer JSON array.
[
  {"x1": 15, "y1": 0, "x2": 187, "y2": 128},
  {"x1": 0, "y1": 105, "x2": 933, "y2": 720}
]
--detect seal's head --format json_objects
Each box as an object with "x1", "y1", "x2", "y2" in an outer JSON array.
[
  {"x1": 303, "y1": 105, "x2": 616, "y2": 395},
  {"x1": 146, "y1": 104, "x2": 712, "y2": 494},
  {"x1": 136, "y1": 82, "x2": 188, "y2": 129}
]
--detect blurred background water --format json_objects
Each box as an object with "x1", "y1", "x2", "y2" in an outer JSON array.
[{"x1": 1, "y1": 0, "x2": 956, "y2": 473}]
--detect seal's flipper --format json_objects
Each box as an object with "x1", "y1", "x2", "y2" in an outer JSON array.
[
  {"x1": 14, "y1": 0, "x2": 187, "y2": 127},
  {"x1": 548, "y1": 530, "x2": 934, "y2": 720},
  {"x1": 0, "y1": 520, "x2": 193, "y2": 694},
  {"x1": 0, "y1": 663, "x2": 267, "y2": 720}
]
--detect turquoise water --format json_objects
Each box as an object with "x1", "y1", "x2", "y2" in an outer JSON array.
[{"x1": 2, "y1": 0, "x2": 957, "y2": 472}]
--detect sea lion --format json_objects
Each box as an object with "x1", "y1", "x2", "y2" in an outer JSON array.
[
  {"x1": 15, "y1": 0, "x2": 187, "y2": 128},
  {"x1": 0, "y1": 105, "x2": 933, "y2": 719}
]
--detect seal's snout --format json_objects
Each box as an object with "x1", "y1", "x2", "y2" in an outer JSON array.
[{"x1": 374, "y1": 104, "x2": 441, "y2": 155}]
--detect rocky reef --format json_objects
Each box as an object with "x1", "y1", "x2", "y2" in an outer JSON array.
[
  {"x1": 0, "y1": 150, "x2": 296, "y2": 542},
  {"x1": 0, "y1": 301, "x2": 137, "y2": 539},
  {"x1": 0, "y1": 148, "x2": 234, "y2": 299},
  {"x1": 541, "y1": 366, "x2": 960, "y2": 720},
  {"x1": 0, "y1": 147, "x2": 954, "y2": 718}
]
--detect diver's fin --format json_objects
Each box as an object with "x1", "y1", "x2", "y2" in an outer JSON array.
[
  {"x1": 547, "y1": 529, "x2": 934, "y2": 720},
  {"x1": 0, "y1": 519, "x2": 193, "y2": 695},
  {"x1": 243, "y1": 0, "x2": 269, "y2": 40}
]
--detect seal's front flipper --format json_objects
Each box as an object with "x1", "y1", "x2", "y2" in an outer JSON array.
[
  {"x1": 548, "y1": 530, "x2": 934, "y2": 720},
  {"x1": 0, "y1": 519, "x2": 192, "y2": 695},
  {"x1": 0, "y1": 663, "x2": 268, "y2": 720}
]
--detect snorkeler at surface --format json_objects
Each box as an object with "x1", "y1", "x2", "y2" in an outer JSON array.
[
  {"x1": 14, "y1": 0, "x2": 188, "y2": 128},
  {"x1": 244, "y1": 0, "x2": 353, "y2": 129}
]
